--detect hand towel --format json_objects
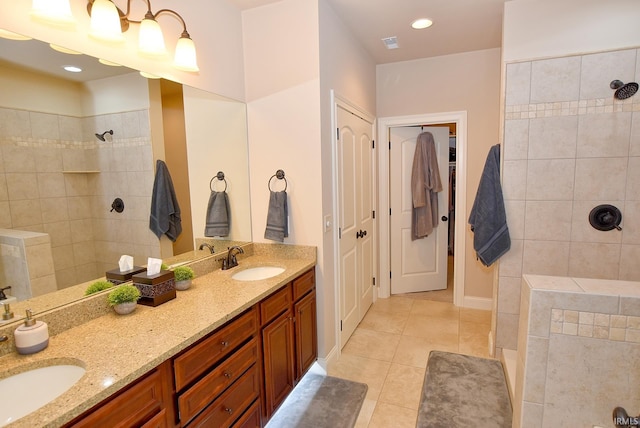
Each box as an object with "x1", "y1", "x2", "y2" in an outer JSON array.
[
  {"x1": 411, "y1": 132, "x2": 443, "y2": 240},
  {"x1": 468, "y1": 144, "x2": 510, "y2": 266},
  {"x1": 149, "y1": 159, "x2": 182, "y2": 242},
  {"x1": 264, "y1": 191, "x2": 288, "y2": 242},
  {"x1": 204, "y1": 191, "x2": 230, "y2": 237}
]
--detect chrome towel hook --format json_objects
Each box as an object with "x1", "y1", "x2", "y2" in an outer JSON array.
[
  {"x1": 268, "y1": 169, "x2": 288, "y2": 191},
  {"x1": 209, "y1": 171, "x2": 228, "y2": 192}
]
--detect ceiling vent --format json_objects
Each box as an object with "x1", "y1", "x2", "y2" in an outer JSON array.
[{"x1": 381, "y1": 36, "x2": 399, "y2": 50}]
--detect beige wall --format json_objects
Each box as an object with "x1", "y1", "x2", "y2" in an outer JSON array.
[
  {"x1": 377, "y1": 48, "x2": 502, "y2": 299},
  {"x1": 496, "y1": 0, "x2": 640, "y2": 352}
]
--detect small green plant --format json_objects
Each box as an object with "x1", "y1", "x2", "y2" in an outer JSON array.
[
  {"x1": 107, "y1": 284, "x2": 141, "y2": 306},
  {"x1": 161, "y1": 262, "x2": 169, "y2": 271},
  {"x1": 85, "y1": 280, "x2": 114, "y2": 296},
  {"x1": 174, "y1": 266, "x2": 195, "y2": 281}
]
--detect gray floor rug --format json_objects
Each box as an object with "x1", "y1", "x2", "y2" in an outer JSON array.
[
  {"x1": 417, "y1": 351, "x2": 512, "y2": 427},
  {"x1": 266, "y1": 373, "x2": 368, "y2": 428}
]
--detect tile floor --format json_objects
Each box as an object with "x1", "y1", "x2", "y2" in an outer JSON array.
[{"x1": 326, "y1": 294, "x2": 492, "y2": 427}]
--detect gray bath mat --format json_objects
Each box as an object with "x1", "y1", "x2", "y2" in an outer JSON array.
[
  {"x1": 417, "y1": 351, "x2": 512, "y2": 427},
  {"x1": 266, "y1": 373, "x2": 367, "y2": 428}
]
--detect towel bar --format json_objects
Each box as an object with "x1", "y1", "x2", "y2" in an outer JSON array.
[
  {"x1": 210, "y1": 171, "x2": 228, "y2": 192},
  {"x1": 268, "y1": 169, "x2": 288, "y2": 192}
]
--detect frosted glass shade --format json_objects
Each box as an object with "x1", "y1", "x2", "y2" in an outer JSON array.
[
  {"x1": 31, "y1": 0, "x2": 76, "y2": 27},
  {"x1": 89, "y1": 0, "x2": 125, "y2": 42},
  {"x1": 139, "y1": 17, "x2": 167, "y2": 56},
  {"x1": 173, "y1": 36, "x2": 199, "y2": 72}
]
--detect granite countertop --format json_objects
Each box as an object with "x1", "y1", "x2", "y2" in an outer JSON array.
[{"x1": 0, "y1": 245, "x2": 316, "y2": 428}]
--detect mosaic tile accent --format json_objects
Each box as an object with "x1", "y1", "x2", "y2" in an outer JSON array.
[
  {"x1": 505, "y1": 97, "x2": 640, "y2": 120},
  {"x1": 550, "y1": 308, "x2": 640, "y2": 343}
]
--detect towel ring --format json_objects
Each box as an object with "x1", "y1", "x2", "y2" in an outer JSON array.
[
  {"x1": 210, "y1": 171, "x2": 228, "y2": 192},
  {"x1": 268, "y1": 169, "x2": 287, "y2": 192}
]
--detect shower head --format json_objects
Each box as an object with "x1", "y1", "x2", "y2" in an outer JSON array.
[
  {"x1": 610, "y1": 80, "x2": 638, "y2": 100},
  {"x1": 95, "y1": 130, "x2": 113, "y2": 142}
]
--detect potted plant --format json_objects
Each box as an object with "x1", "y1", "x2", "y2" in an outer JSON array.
[
  {"x1": 173, "y1": 266, "x2": 195, "y2": 291},
  {"x1": 85, "y1": 280, "x2": 114, "y2": 296},
  {"x1": 107, "y1": 284, "x2": 141, "y2": 315}
]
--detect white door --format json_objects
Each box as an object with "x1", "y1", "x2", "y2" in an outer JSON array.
[
  {"x1": 390, "y1": 126, "x2": 450, "y2": 294},
  {"x1": 337, "y1": 105, "x2": 374, "y2": 348}
]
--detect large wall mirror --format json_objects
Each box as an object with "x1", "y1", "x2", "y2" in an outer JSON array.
[{"x1": 0, "y1": 31, "x2": 252, "y2": 318}]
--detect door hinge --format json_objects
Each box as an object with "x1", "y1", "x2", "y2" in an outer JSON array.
[
  {"x1": 338, "y1": 227, "x2": 342, "y2": 239},
  {"x1": 340, "y1": 320, "x2": 343, "y2": 331},
  {"x1": 372, "y1": 210, "x2": 375, "y2": 219},
  {"x1": 388, "y1": 141, "x2": 391, "y2": 150},
  {"x1": 372, "y1": 140, "x2": 375, "y2": 149},
  {"x1": 372, "y1": 277, "x2": 376, "y2": 286},
  {"x1": 336, "y1": 128, "x2": 339, "y2": 140},
  {"x1": 389, "y1": 271, "x2": 392, "y2": 279},
  {"x1": 389, "y1": 208, "x2": 392, "y2": 216}
]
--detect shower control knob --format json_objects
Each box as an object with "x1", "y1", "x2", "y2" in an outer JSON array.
[{"x1": 442, "y1": 216, "x2": 448, "y2": 221}]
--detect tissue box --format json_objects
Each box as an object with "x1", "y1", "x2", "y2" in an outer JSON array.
[
  {"x1": 132, "y1": 270, "x2": 176, "y2": 307},
  {"x1": 106, "y1": 266, "x2": 147, "y2": 285}
]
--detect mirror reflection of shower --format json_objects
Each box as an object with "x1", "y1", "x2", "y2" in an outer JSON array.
[{"x1": 95, "y1": 129, "x2": 113, "y2": 142}]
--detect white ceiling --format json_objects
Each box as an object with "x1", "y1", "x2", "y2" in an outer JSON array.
[{"x1": 230, "y1": 0, "x2": 507, "y2": 64}]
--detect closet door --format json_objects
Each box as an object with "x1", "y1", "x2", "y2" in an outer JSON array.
[{"x1": 389, "y1": 126, "x2": 449, "y2": 294}]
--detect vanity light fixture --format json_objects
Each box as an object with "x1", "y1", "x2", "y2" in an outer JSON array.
[
  {"x1": 30, "y1": 0, "x2": 77, "y2": 28},
  {"x1": 98, "y1": 58, "x2": 122, "y2": 66},
  {"x1": 0, "y1": 29, "x2": 32, "y2": 41},
  {"x1": 411, "y1": 18, "x2": 433, "y2": 30},
  {"x1": 139, "y1": 71, "x2": 161, "y2": 79},
  {"x1": 86, "y1": 0, "x2": 200, "y2": 72},
  {"x1": 50, "y1": 44, "x2": 82, "y2": 55}
]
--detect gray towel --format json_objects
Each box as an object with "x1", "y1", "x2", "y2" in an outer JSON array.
[
  {"x1": 149, "y1": 159, "x2": 182, "y2": 242},
  {"x1": 264, "y1": 191, "x2": 288, "y2": 242},
  {"x1": 468, "y1": 145, "x2": 510, "y2": 266},
  {"x1": 204, "y1": 191, "x2": 230, "y2": 237}
]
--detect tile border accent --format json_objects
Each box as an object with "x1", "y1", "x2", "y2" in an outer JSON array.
[
  {"x1": 505, "y1": 97, "x2": 639, "y2": 120},
  {"x1": 550, "y1": 308, "x2": 640, "y2": 343}
]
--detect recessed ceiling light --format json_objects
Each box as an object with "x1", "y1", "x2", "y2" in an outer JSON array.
[
  {"x1": 0, "y1": 29, "x2": 31, "y2": 40},
  {"x1": 63, "y1": 65, "x2": 82, "y2": 73},
  {"x1": 50, "y1": 44, "x2": 81, "y2": 55},
  {"x1": 411, "y1": 18, "x2": 433, "y2": 30},
  {"x1": 99, "y1": 58, "x2": 122, "y2": 66}
]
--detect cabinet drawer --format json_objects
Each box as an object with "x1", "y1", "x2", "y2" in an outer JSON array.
[
  {"x1": 233, "y1": 400, "x2": 261, "y2": 428},
  {"x1": 141, "y1": 409, "x2": 168, "y2": 428},
  {"x1": 178, "y1": 337, "x2": 259, "y2": 425},
  {"x1": 174, "y1": 307, "x2": 258, "y2": 391},
  {"x1": 292, "y1": 269, "x2": 315, "y2": 301},
  {"x1": 67, "y1": 369, "x2": 165, "y2": 428},
  {"x1": 187, "y1": 365, "x2": 260, "y2": 428},
  {"x1": 259, "y1": 285, "x2": 291, "y2": 325}
]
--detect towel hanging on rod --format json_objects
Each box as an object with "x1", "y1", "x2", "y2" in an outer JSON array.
[{"x1": 268, "y1": 169, "x2": 288, "y2": 191}]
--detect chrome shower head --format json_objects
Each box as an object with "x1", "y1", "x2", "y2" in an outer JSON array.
[
  {"x1": 610, "y1": 80, "x2": 639, "y2": 100},
  {"x1": 95, "y1": 130, "x2": 113, "y2": 142}
]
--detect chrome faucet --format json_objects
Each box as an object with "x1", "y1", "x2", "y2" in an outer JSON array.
[
  {"x1": 222, "y1": 246, "x2": 244, "y2": 270},
  {"x1": 198, "y1": 243, "x2": 215, "y2": 254}
]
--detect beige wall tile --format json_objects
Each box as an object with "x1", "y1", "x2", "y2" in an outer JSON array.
[
  {"x1": 505, "y1": 200, "x2": 525, "y2": 240},
  {"x1": 622, "y1": 200, "x2": 640, "y2": 244},
  {"x1": 522, "y1": 240, "x2": 570, "y2": 276},
  {"x1": 34, "y1": 147, "x2": 63, "y2": 173},
  {"x1": 574, "y1": 157, "x2": 627, "y2": 201},
  {"x1": 498, "y1": 276, "x2": 522, "y2": 315},
  {"x1": 577, "y1": 112, "x2": 632, "y2": 158},
  {"x1": 43, "y1": 221, "x2": 72, "y2": 247},
  {"x1": 580, "y1": 50, "x2": 637, "y2": 100},
  {"x1": 620, "y1": 245, "x2": 640, "y2": 281},
  {"x1": 627, "y1": 157, "x2": 640, "y2": 201},
  {"x1": 6, "y1": 173, "x2": 39, "y2": 200},
  {"x1": 30, "y1": 111, "x2": 59, "y2": 140},
  {"x1": 568, "y1": 242, "x2": 620, "y2": 279},
  {"x1": 37, "y1": 173, "x2": 66, "y2": 198},
  {"x1": 496, "y1": 312, "x2": 519, "y2": 349},
  {"x1": 55, "y1": 266, "x2": 77, "y2": 289},
  {"x1": 631, "y1": 114, "x2": 640, "y2": 156},
  {"x1": 58, "y1": 116, "x2": 83, "y2": 141},
  {"x1": 506, "y1": 62, "x2": 532, "y2": 106},
  {"x1": 2, "y1": 145, "x2": 36, "y2": 173},
  {"x1": 499, "y1": 239, "x2": 524, "y2": 278},
  {"x1": 68, "y1": 197, "x2": 92, "y2": 221},
  {"x1": 0, "y1": 176, "x2": 8, "y2": 201},
  {"x1": 0, "y1": 109, "x2": 31, "y2": 139},
  {"x1": 0, "y1": 202, "x2": 12, "y2": 228},
  {"x1": 523, "y1": 336, "x2": 549, "y2": 404},
  {"x1": 521, "y1": 401, "x2": 543, "y2": 428},
  {"x1": 30, "y1": 274, "x2": 57, "y2": 297},
  {"x1": 503, "y1": 160, "x2": 528, "y2": 200},
  {"x1": 571, "y1": 200, "x2": 622, "y2": 243},
  {"x1": 504, "y1": 119, "x2": 530, "y2": 160},
  {"x1": 530, "y1": 56, "x2": 581, "y2": 104},
  {"x1": 9, "y1": 200, "x2": 42, "y2": 227},
  {"x1": 528, "y1": 116, "x2": 578, "y2": 159},
  {"x1": 526, "y1": 159, "x2": 575, "y2": 201},
  {"x1": 64, "y1": 174, "x2": 89, "y2": 197},
  {"x1": 52, "y1": 244, "x2": 75, "y2": 270},
  {"x1": 524, "y1": 201, "x2": 572, "y2": 241}
]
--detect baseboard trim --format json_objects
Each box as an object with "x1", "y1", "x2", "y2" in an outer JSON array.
[
  {"x1": 463, "y1": 296, "x2": 492, "y2": 311},
  {"x1": 317, "y1": 344, "x2": 339, "y2": 371}
]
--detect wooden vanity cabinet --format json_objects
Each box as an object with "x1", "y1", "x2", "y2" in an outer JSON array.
[
  {"x1": 261, "y1": 268, "x2": 317, "y2": 422},
  {"x1": 63, "y1": 360, "x2": 175, "y2": 428}
]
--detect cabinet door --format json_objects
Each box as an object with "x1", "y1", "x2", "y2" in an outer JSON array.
[
  {"x1": 294, "y1": 290, "x2": 317, "y2": 380},
  {"x1": 262, "y1": 310, "x2": 295, "y2": 418}
]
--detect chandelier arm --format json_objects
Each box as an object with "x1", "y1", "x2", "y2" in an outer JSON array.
[{"x1": 153, "y1": 8, "x2": 189, "y2": 35}]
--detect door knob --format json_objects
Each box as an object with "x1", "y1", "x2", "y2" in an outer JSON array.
[
  {"x1": 356, "y1": 229, "x2": 367, "y2": 239},
  {"x1": 441, "y1": 216, "x2": 448, "y2": 221}
]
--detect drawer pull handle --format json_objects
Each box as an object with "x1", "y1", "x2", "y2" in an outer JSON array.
[
  {"x1": 221, "y1": 340, "x2": 229, "y2": 347},
  {"x1": 224, "y1": 407, "x2": 233, "y2": 415},
  {"x1": 223, "y1": 371, "x2": 232, "y2": 378}
]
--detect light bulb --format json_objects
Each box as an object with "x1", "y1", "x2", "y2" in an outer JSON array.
[
  {"x1": 89, "y1": 0, "x2": 125, "y2": 43},
  {"x1": 31, "y1": 0, "x2": 76, "y2": 27},
  {"x1": 138, "y1": 16, "x2": 167, "y2": 56},
  {"x1": 173, "y1": 36, "x2": 199, "y2": 72}
]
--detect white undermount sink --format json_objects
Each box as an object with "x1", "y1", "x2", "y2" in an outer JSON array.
[
  {"x1": 0, "y1": 364, "x2": 86, "y2": 426},
  {"x1": 232, "y1": 266, "x2": 285, "y2": 281}
]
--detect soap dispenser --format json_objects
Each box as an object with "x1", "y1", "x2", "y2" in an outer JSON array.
[{"x1": 14, "y1": 309, "x2": 49, "y2": 355}]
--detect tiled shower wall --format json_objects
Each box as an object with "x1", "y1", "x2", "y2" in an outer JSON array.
[
  {"x1": 496, "y1": 47, "x2": 640, "y2": 351},
  {"x1": 0, "y1": 107, "x2": 158, "y2": 294}
]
